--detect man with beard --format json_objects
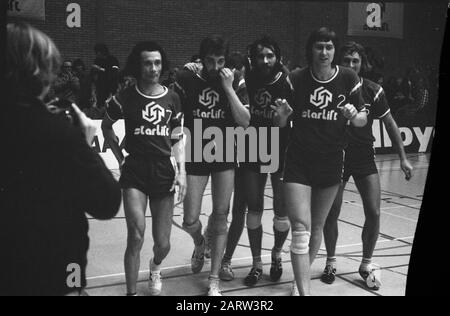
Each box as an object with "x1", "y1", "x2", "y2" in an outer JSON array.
[
  {"x1": 217, "y1": 36, "x2": 294, "y2": 286},
  {"x1": 174, "y1": 35, "x2": 250, "y2": 296}
]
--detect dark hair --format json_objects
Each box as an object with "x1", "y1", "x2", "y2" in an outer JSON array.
[
  {"x1": 124, "y1": 41, "x2": 170, "y2": 79},
  {"x1": 199, "y1": 35, "x2": 229, "y2": 60},
  {"x1": 6, "y1": 22, "x2": 61, "y2": 99},
  {"x1": 248, "y1": 35, "x2": 282, "y2": 71},
  {"x1": 227, "y1": 51, "x2": 246, "y2": 70},
  {"x1": 340, "y1": 41, "x2": 369, "y2": 75},
  {"x1": 305, "y1": 27, "x2": 339, "y2": 66},
  {"x1": 94, "y1": 43, "x2": 109, "y2": 55},
  {"x1": 72, "y1": 58, "x2": 85, "y2": 70},
  {"x1": 191, "y1": 54, "x2": 201, "y2": 62}
]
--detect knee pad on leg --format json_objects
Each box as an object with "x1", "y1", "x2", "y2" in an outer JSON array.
[
  {"x1": 182, "y1": 220, "x2": 202, "y2": 236},
  {"x1": 290, "y1": 230, "x2": 311, "y2": 255},
  {"x1": 210, "y1": 213, "x2": 229, "y2": 236},
  {"x1": 247, "y1": 211, "x2": 263, "y2": 230},
  {"x1": 273, "y1": 216, "x2": 291, "y2": 232}
]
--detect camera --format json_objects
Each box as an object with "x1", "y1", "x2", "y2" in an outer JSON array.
[{"x1": 47, "y1": 98, "x2": 79, "y2": 126}]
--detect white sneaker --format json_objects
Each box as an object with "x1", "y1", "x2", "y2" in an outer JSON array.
[
  {"x1": 291, "y1": 280, "x2": 300, "y2": 296},
  {"x1": 149, "y1": 269, "x2": 162, "y2": 296},
  {"x1": 207, "y1": 279, "x2": 223, "y2": 296},
  {"x1": 360, "y1": 263, "x2": 382, "y2": 290}
]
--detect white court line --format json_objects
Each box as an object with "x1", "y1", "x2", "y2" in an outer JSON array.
[
  {"x1": 346, "y1": 201, "x2": 419, "y2": 222},
  {"x1": 86, "y1": 254, "x2": 273, "y2": 281},
  {"x1": 87, "y1": 234, "x2": 415, "y2": 282},
  {"x1": 331, "y1": 236, "x2": 415, "y2": 249},
  {"x1": 381, "y1": 204, "x2": 421, "y2": 210}
]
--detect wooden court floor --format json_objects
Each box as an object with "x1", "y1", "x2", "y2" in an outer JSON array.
[{"x1": 84, "y1": 153, "x2": 429, "y2": 296}]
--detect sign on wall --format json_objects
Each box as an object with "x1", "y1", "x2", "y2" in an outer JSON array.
[
  {"x1": 8, "y1": 0, "x2": 46, "y2": 21},
  {"x1": 348, "y1": 2, "x2": 404, "y2": 39}
]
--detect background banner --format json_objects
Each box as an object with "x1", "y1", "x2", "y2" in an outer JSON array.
[
  {"x1": 8, "y1": 0, "x2": 46, "y2": 21},
  {"x1": 348, "y1": 2, "x2": 404, "y2": 39},
  {"x1": 91, "y1": 120, "x2": 434, "y2": 170}
]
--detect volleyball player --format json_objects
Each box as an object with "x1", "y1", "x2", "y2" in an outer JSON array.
[
  {"x1": 174, "y1": 35, "x2": 250, "y2": 296},
  {"x1": 273, "y1": 27, "x2": 368, "y2": 296},
  {"x1": 102, "y1": 41, "x2": 186, "y2": 296},
  {"x1": 321, "y1": 41, "x2": 413, "y2": 290},
  {"x1": 219, "y1": 36, "x2": 293, "y2": 286}
]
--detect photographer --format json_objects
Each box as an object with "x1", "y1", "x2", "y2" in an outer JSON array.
[{"x1": 0, "y1": 22, "x2": 121, "y2": 296}]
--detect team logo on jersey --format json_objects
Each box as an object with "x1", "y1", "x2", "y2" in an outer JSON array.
[
  {"x1": 199, "y1": 88, "x2": 220, "y2": 109},
  {"x1": 142, "y1": 102, "x2": 166, "y2": 125},
  {"x1": 255, "y1": 89, "x2": 272, "y2": 109},
  {"x1": 310, "y1": 87, "x2": 333, "y2": 109}
]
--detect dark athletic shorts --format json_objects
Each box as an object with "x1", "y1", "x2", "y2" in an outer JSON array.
[
  {"x1": 120, "y1": 155, "x2": 176, "y2": 199},
  {"x1": 283, "y1": 144, "x2": 344, "y2": 188},
  {"x1": 342, "y1": 145, "x2": 378, "y2": 182},
  {"x1": 186, "y1": 162, "x2": 236, "y2": 176}
]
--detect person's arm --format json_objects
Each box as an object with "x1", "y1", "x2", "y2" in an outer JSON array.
[
  {"x1": 272, "y1": 99, "x2": 293, "y2": 128},
  {"x1": 346, "y1": 72, "x2": 368, "y2": 127},
  {"x1": 63, "y1": 124, "x2": 121, "y2": 220},
  {"x1": 342, "y1": 104, "x2": 367, "y2": 127},
  {"x1": 171, "y1": 135, "x2": 187, "y2": 205},
  {"x1": 220, "y1": 68, "x2": 250, "y2": 128},
  {"x1": 382, "y1": 112, "x2": 413, "y2": 180},
  {"x1": 101, "y1": 96, "x2": 125, "y2": 166}
]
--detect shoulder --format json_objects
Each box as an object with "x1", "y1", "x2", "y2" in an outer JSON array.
[
  {"x1": 338, "y1": 66, "x2": 360, "y2": 82},
  {"x1": 176, "y1": 69, "x2": 196, "y2": 83},
  {"x1": 166, "y1": 88, "x2": 181, "y2": 102},
  {"x1": 362, "y1": 77, "x2": 382, "y2": 92}
]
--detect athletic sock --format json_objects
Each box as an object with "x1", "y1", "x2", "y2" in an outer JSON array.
[
  {"x1": 151, "y1": 258, "x2": 161, "y2": 272},
  {"x1": 248, "y1": 226, "x2": 263, "y2": 266},
  {"x1": 326, "y1": 256, "x2": 337, "y2": 268},
  {"x1": 273, "y1": 226, "x2": 289, "y2": 253},
  {"x1": 360, "y1": 257, "x2": 372, "y2": 271}
]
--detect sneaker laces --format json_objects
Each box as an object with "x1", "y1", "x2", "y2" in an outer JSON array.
[
  {"x1": 193, "y1": 239, "x2": 205, "y2": 260},
  {"x1": 150, "y1": 270, "x2": 161, "y2": 283},
  {"x1": 324, "y1": 264, "x2": 336, "y2": 275},
  {"x1": 209, "y1": 278, "x2": 221, "y2": 294}
]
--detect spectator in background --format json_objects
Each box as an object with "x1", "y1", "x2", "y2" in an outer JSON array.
[
  {"x1": 1, "y1": 22, "x2": 121, "y2": 296},
  {"x1": 162, "y1": 67, "x2": 179, "y2": 89},
  {"x1": 72, "y1": 58, "x2": 95, "y2": 111},
  {"x1": 92, "y1": 43, "x2": 120, "y2": 108},
  {"x1": 51, "y1": 59, "x2": 80, "y2": 104}
]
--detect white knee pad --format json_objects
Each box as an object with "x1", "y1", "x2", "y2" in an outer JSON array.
[
  {"x1": 210, "y1": 213, "x2": 228, "y2": 236},
  {"x1": 182, "y1": 220, "x2": 202, "y2": 236},
  {"x1": 290, "y1": 230, "x2": 311, "y2": 255},
  {"x1": 247, "y1": 211, "x2": 263, "y2": 230},
  {"x1": 273, "y1": 216, "x2": 291, "y2": 232}
]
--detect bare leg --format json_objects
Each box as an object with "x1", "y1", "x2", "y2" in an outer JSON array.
[
  {"x1": 123, "y1": 188, "x2": 148, "y2": 295},
  {"x1": 284, "y1": 182, "x2": 312, "y2": 296}
]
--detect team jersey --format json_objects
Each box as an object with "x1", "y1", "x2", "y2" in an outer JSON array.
[
  {"x1": 289, "y1": 66, "x2": 366, "y2": 153},
  {"x1": 246, "y1": 71, "x2": 294, "y2": 162},
  {"x1": 106, "y1": 85, "x2": 183, "y2": 158},
  {"x1": 346, "y1": 78, "x2": 391, "y2": 146},
  {"x1": 174, "y1": 70, "x2": 249, "y2": 163}
]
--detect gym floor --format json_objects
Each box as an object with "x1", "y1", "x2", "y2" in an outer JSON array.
[{"x1": 84, "y1": 153, "x2": 429, "y2": 296}]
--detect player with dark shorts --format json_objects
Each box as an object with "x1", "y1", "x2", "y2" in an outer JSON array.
[
  {"x1": 273, "y1": 28, "x2": 368, "y2": 296},
  {"x1": 217, "y1": 36, "x2": 293, "y2": 286},
  {"x1": 321, "y1": 41, "x2": 413, "y2": 290},
  {"x1": 102, "y1": 42, "x2": 186, "y2": 296},
  {"x1": 174, "y1": 35, "x2": 250, "y2": 296}
]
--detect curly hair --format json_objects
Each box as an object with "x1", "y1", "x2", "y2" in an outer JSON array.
[
  {"x1": 124, "y1": 41, "x2": 170, "y2": 79},
  {"x1": 6, "y1": 22, "x2": 61, "y2": 99}
]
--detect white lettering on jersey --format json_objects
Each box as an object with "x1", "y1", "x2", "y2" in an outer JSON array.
[
  {"x1": 142, "y1": 102, "x2": 165, "y2": 125},
  {"x1": 310, "y1": 87, "x2": 333, "y2": 109},
  {"x1": 255, "y1": 89, "x2": 272, "y2": 108},
  {"x1": 199, "y1": 88, "x2": 220, "y2": 109}
]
